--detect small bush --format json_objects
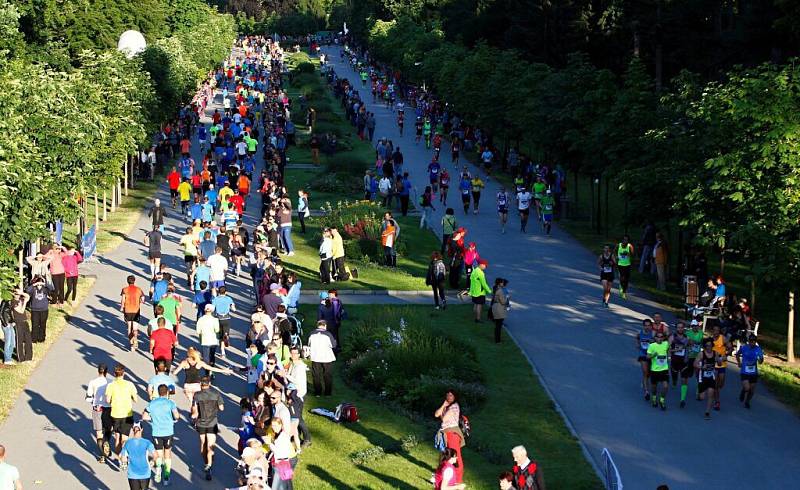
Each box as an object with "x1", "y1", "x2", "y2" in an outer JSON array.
[
  {"x1": 350, "y1": 445, "x2": 386, "y2": 466},
  {"x1": 325, "y1": 153, "x2": 370, "y2": 175},
  {"x1": 342, "y1": 307, "x2": 486, "y2": 416},
  {"x1": 400, "y1": 434, "x2": 420, "y2": 452},
  {"x1": 296, "y1": 61, "x2": 316, "y2": 74},
  {"x1": 309, "y1": 173, "x2": 361, "y2": 195}
]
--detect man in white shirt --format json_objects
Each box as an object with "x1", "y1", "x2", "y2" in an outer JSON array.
[
  {"x1": 517, "y1": 189, "x2": 533, "y2": 233},
  {"x1": 206, "y1": 248, "x2": 228, "y2": 294},
  {"x1": 196, "y1": 304, "x2": 220, "y2": 372},
  {"x1": 86, "y1": 363, "x2": 112, "y2": 463},
  {"x1": 308, "y1": 320, "x2": 337, "y2": 396}
]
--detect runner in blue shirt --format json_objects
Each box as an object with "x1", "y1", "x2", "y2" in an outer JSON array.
[
  {"x1": 736, "y1": 334, "x2": 764, "y2": 409},
  {"x1": 149, "y1": 272, "x2": 169, "y2": 315},
  {"x1": 428, "y1": 159, "x2": 441, "y2": 193},
  {"x1": 120, "y1": 423, "x2": 156, "y2": 486},
  {"x1": 201, "y1": 197, "x2": 214, "y2": 224},
  {"x1": 205, "y1": 185, "x2": 219, "y2": 212},
  {"x1": 143, "y1": 385, "x2": 179, "y2": 485},
  {"x1": 212, "y1": 287, "x2": 236, "y2": 358},
  {"x1": 190, "y1": 198, "x2": 203, "y2": 222}
]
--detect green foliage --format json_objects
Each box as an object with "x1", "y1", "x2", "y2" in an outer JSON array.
[
  {"x1": 342, "y1": 306, "x2": 486, "y2": 414},
  {"x1": 0, "y1": 0, "x2": 235, "y2": 298}
]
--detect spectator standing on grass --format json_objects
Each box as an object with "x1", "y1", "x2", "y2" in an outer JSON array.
[
  {"x1": 511, "y1": 445, "x2": 546, "y2": 490},
  {"x1": 654, "y1": 232, "x2": 669, "y2": 290},
  {"x1": 308, "y1": 320, "x2": 336, "y2": 397},
  {"x1": 0, "y1": 445, "x2": 23, "y2": 490},
  {"x1": 426, "y1": 252, "x2": 447, "y2": 310},
  {"x1": 434, "y1": 448, "x2": 465, "y2": 490},
  {"x1": 435, "y1": 391, "x2": 465, "y2": 483},
  {"x1": 318, "y1": 229, "x2": 334, "y2": 285},
  {"x1": 10, "y1": 288, "x2": 32, "y2": 363},
  {"x1": 61, "y1": 245, "x2": 82, "y2": 303},
  {"x1": 469, "y1": 259, "x2": 491, "y2": 323},
  {"x1": 400, "y1": 172, "x2": 412, "y2": 216},
  {"x1": 26, "y1": 275, "x2": 53, "y2": 343},
  {"x1": 381, "y1": 214, "x2": 398, "y2": 267},
  {"x1": 491, "y1": 278, "x2": 510, "y2": 343}
]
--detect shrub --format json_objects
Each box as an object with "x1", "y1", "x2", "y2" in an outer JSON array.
[
  {"x1": 350, "y1": 445, "x2": 386, "y2": 466},
  {"x1": 309, "y1": 173, "x2": 361, "y2": 196},
  {"x1": 342, "y1": 307, "x2": 486, "y2": 415},
  {"x1": 295, "y1": 61, "x2": 315, "y2": 74},
  {"x1": 325, "y1": 153, "x2": 370, "y2": 175}
]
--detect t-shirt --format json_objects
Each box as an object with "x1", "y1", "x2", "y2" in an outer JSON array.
[
  {"x1": 151, "y1": 279, "x2": 168, "y2": 303},
  {"x1": 178, "y1": 182, "x2": 193, "y2": 201},
  {"x1": 517, "y1": 192, "x2": 532, "y2": 210},
  {"x1": 146, "y1": 397, "x2": 177, "y2": 437},
  {"x1": 106, "y1": 378, "x2": 137, "y2": 418},
  {"x1": 199, "y1": 240, "x2": 216, "y2": 260},
  {"x1": 647, "y1": 341, "x2": 670, "y2": 372},
  {"x1": 193, "y1": 389, "x2": 223, "y2": 428},
  {"x1": 167, "y1": 172, "x2": 181, "y2": 190},
  {"x1": 121, "y1": 438, "x2": 155, "y2": 480},
  {"x1": 207, "y1": 255, "x2": 228, "y2": 281},
  {"x1": 737, "y1": 344, "x2": 763, "y2": 375},
  {"x1": 212, "y1": 295, "x2": 234, "y2": 317},
  {"x1": 158, "y1": 296, "x2": 180, "y2": 325},
  {"x1": 0, "y1": 462, "x2": 20, "y2": 489},
  {"x1": 147, "y1": 373, "x2": 176, "y2": 395},
  {"x1": 151, "y1": 328, "x2": 177, "y2": 360},
  {"x1": 148, "y1": 230, "x2": 162, "y2": 255},
  {"x1": 121, "y1": 285, "x2": 144, "y2": 313},
  {"x1": 180, "y1": 235, "x2": 198, "y2": 257},
  {"x1": 194, "y1": 265, "x2": 212, "y2": 290}
]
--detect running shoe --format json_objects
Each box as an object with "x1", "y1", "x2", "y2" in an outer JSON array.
[
  {"x1": 644, "y1": 392, "x2": 651, "y2": 401},
  {"x1": 739, "y1": 390, "x2": 745, "y2": 402},
  {"x1": 714, "y1": 401, "x2": 721, "y2": 411},
  {"x1": 205, "y1": 467, "x2": 212, "y2": 481},
  {"x1": 704, "y1": 412, "x2": 711, "y2": 420},
  {"x1": 745, "y1": 401, "x2": 751, "y2": 409},
  {"x1": 102, "y1": 440, "x2": 111, "y2": 457},
  {"x1": 154, "y1": 466, "x2": 162, "y2": 483},
  {"x1": 680, "y1": 400, "x2": 686, "y2": 409}
]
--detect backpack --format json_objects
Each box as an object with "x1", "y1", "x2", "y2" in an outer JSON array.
[
  {"x1": 335, "y1": 403, "x2": 359, "y2": 423},
  {"x1": 459, "y1": 414, "x2": 471, "y2": 439}
]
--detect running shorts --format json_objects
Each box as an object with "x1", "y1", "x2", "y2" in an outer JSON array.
[
  {"x1": 112, "y1": 416, "x2": 134, "y2": 435},
  {"x1": 461, "y1": 193, "x2": 470, "y2": 204},
  {"x1": 497, "y1": 206, "x2": 508, "y2": 214},
  {"x1": 471, "y1": 295, "x2": 486, "y2": 305},
  {"x1": 197, "y1": 424, "x2": 219, "y2": 435},
  {"x1": 92, "y1": 406, "x2": 112, "y2": 433},
  {"x1": 698, "y1": 378, "x2": 716, "y2": 392},
  {"x1": 124, "y1": 311, "x2": 141, "y2": 323},
  {"x1": 740, "y1": 373, "x2": 759, "y2": 383},
  {"x1": 170, "y1": 189, "x2": 178, "y2": 198},
  {"x1": 184, "y1": 255, "x2": 197, "y2": 265},
  {"x1": 649, "y1": 370, "x2": 669, "y2": 383},
  {"x1": 218, "y1": 318, "x2": 231, "y2": 339},
  {"x1": 682, "y1": 362, "x2": 695, "y2": 378},
  {"x1": 210, "y1": 280, "x2": 225, "y2": 289},
  {"x1": 600, "y1": 272, "x2": 614, "y2": 282},
  {"x1": 153, "y1": 436, "x2": 174, "y2": 450}
]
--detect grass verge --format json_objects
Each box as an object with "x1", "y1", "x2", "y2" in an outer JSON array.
[
  {"x1": 294, "y1": 304, "x2": 600, "y2": 489},
  {"x1": 0, "y1": 279, "x2": 94, "y2": 422}
]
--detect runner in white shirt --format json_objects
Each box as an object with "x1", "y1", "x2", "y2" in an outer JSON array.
[
  {"x1": 206, "y1": 248, "x2": 228, "y2": 294},
  {"x1": 85, "y1": 363, "x2": 113, "y2": 463},
  {"x1": 517, "y1": 189, "x2": 533, "y2": 233},
  {"x1": 496, "y1": 187, "x2": 510, "y2": 234}
]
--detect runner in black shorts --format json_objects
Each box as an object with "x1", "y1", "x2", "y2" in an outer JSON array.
[
  {"x1": 695, "y1": 339, "x2": 720, "y2": 420},
  {"x1": 669, "y1": 322, "x2": 691, "y2": 408},
  {"x1": 192, "y1": 376, "x2": 224, "y2": 481},
  {"x1": 597, "y1": 245, "x2": 616, "y2": 307}
]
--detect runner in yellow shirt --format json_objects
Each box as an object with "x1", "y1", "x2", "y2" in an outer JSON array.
[
  {"x1": 105, "y1": 364, "x2": 137, "y2": 468},
  {"x1": 177, "y1": 179, "x2": 193, "y2": 220}
]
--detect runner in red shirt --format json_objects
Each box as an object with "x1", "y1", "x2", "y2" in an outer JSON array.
[
  {"x1": 120, "y1": 275, "x2": 145, "y2": 351},
  {"x1": 149, "y1": 317, "x2": 178, "y2": 372},
  {"x1": 180, "y1": 137, "x2": 191, "y2": 156},
  {"x1": 167, "y1": 167, "x2": 181, "y2": 208},
  {"x1": 191, "y1": 173, "x2": 203, "y2": 195},
  {"x1": 228, "y1": 191, "x2": 245, "y2": 215}
]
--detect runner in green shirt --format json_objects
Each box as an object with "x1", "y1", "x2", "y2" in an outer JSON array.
[
  {"x1": 647, "y1": 332, "x2": 670, "y2": 411},
  {"x1": 616, "y1": 235, "x2": 634, "y2": 299},
  {"x1": 158, "y1": 291, "x2": 181, "y2": 335},
  {"x1": 685, "y1": 319, "x2": 704, "y2": 402}
]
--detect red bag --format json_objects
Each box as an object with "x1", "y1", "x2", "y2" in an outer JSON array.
[{"x1": 335, "y1": 403, "x2": 359, "y2": 423}]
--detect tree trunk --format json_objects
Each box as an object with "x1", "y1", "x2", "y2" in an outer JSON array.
[
  {"x1": 110, "y1": 185, "x2": 117, "y2": 213},
  {"x1": 604, "y1": 177, "x2": 609, "y2": 237},
  {"x1": 750, "y1": 276, "x2": 756, "y2": 316},
  {"x1": 94, "y1": 192, "x2": 99, "y2": 231},
  {"x1": 124, "y1": 157, "x2": 129, "y2": 196},
  {"x1": 676, "y1": 228, "x2": 683, "y2": 284},
  {"x1": 719, "y1": 250, "x2": 725, "y2": 275},
  {"x1": 788, "y1": 290, "x2": 795, "y2": 363},
  {"x1": 18, "y1": 249, "x2": 24, "y2": 287},
  {"x1": 589, "y1": 176, "x2": 595, "y2": 230},
  {"x1": 103, "y1": 191, "x2": 108, "y2": 221},
  {"x1": 595, "y1": 176, "x2": 601, "y2": 234}
]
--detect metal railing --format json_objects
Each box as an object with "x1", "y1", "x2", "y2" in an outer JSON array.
[{"x1": 601, "y1": 448, "x2": 623, "y2": 490}]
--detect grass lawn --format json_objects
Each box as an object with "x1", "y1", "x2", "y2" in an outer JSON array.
[
  {"x1": 294, "y1": 304, "x2": 600, "y2": 489},
  {"x1": 0, "y1": 279, "x2": 94, "y2": 422}
]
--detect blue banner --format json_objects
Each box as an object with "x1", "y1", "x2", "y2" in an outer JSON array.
[
  {"x1": 81, "y1": 225, "x2": 96, "y2": 261},
  {"x1": 54, "y1": 221, "x2": 63, "y2": 245}
]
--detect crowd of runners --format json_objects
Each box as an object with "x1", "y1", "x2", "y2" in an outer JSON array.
[{"x1": 597, "y1": 238, "x2": 765, "y2": 419}]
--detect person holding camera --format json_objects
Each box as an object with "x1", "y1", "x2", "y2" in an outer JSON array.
[{"x1": 25, "y1": 275, "x2": 53, "y2": 343}]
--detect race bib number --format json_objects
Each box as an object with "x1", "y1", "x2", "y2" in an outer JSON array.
[
  {"x1": 603, "y1": 266, "x2": 613, "y2": 273},
  {"x1": 743, "y1": 364, "x2": 757, "y2": 374},
  {"x1": 640, "y1": 341, "x2": 650, "y2": 350},
  {"x1": 702, "y1": 368, "x2": 715, "y2": 379},
  {"x1": 655, "y1": 355, "x2": 668, "y2": 368},
  {"x1": 673, "y1": 349, "x2": 686, "y2": 357}
]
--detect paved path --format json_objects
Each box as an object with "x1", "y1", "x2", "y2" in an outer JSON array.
[
  {"x1": 0, "y1": 85, "x2": 265, "y2": 488},
  {"x1": 323, "y1": 47, "x2": 800, "y2": 488}
]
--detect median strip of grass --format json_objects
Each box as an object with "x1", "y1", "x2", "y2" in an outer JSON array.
[{"x1": 294, "y1": 304, "x2": 600, "y2": 489}]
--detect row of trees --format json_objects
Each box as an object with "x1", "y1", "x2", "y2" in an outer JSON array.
[
  {"x1": 0, "y1": 0, "x2": 236, "y2": 297},
  {"x1": 361, "y1": 17, "x2": 800, "y2": 359}
]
